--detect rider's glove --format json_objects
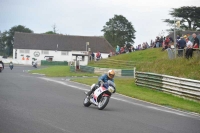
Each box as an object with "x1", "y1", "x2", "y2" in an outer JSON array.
[{"x1": 98, "y1": 80, "x2": 104, "y2": 86}]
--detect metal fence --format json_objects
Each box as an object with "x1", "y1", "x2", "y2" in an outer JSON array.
[
  {"x1": 167, "y1": 48, "x2": 200, "y2": 59},
  {"x1": 70, "y1": 65, "x2": 136, "y2": 77},
  {"x1": 135, "y1": 71, "x2": 200, "y2": 101},
  {"x1": 90, "y1": 58, "x2": 136, "y2": 69},
  {"x1": 41, "y1": 60, "x2": 68, "y2": 66}
]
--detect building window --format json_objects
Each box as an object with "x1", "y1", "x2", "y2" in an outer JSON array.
[
  {"x1": 61, "y1": 51, "x2": 68, "y2": 56},
  {"x1": 24, "y1": 50, "x2": 30, "y2": 54},
  {"x1": 20, "y1": 49, "x2": 25, "y2": 53},
  {"x1": 19, "y1": 49, "x2": 30, "y2": 54},
  {"x1": 41, "y1": 50, "x2": 49, "y2": 55}
]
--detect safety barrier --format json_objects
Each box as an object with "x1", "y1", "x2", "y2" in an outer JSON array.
[
  {"x1": 135, "y1": 71, "x2": 200, "y2": 101},
  {"x1": 80, "y1": 65, "x2": 95, "y2": 73},
  {"x1": 70, "y1": 65, "x2": 136, "y2": 77},
  {"x1": 41, "y1": 60, "x2": 68, "y2": 66},
  {"x1": 70, "y1": 65, "x2": 75, "y2": 72}
]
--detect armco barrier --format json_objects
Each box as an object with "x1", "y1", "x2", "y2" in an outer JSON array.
[
  {"x1": 135, "y1": 72, "x2": 200, "y2": 101},
  {"x1": 121, "y1": 69, "x2": 135, "y2": 77},
  {"x1": 80, "y1": 65, "x2": 94, "y2": 73},
  {"x1": 70, "y1": 66, "x2": 75, "y2": 72},
  {"x1": 70, "y1": 65, "x2": 135, "y2": 77},
  {"x1": 41, "y1": 60, "x2": 68, "y2": 66},
  {"x1": 94, "y1": 67, "x2": 121, "y2": 76}
]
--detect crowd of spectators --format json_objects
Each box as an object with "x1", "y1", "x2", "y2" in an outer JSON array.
[
  {"x1": 150, "y1": 33, "x2": 200, "y2": 59},
  {"x1": 90, "y1": 33, "x2": 199, "y2": 61}
]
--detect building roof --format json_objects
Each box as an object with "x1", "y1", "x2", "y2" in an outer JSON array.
[{"x1": 13, "y1": 32, "x2": 114, "y2": 53}]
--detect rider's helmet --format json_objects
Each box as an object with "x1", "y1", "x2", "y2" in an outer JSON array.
[{"x1": 107, "y1": 70, "x2": 115, "y2": 79}]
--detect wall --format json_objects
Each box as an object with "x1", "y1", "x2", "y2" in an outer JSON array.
[
  {"x1": 13, "y1": 49, "x2": 109, "y2": 65},
  {"x1": 73, "y1": 65, "x2": 135, "y2": 77}
]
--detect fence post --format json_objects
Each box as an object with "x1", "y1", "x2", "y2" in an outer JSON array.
[
  {"x1": 74, "y1": 61, "x2": 76, "y2": 72},
  {"x1": 134, "y1": 67, "x2": 136, "y2": 78}
]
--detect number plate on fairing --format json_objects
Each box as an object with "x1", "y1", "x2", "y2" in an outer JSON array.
[{"x1": 93, "y1": 87, "x2": 106, "y2": 100}]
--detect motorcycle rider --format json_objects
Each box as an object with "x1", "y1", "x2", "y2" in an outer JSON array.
[
  {"x1": 0, "y1": 59, "x2": 4, "y2": 69},
  {"x1": 87, "y1": 70, "x2": 115, "y2": 97},
  {"x1": 32, "y1": 59, "x2": 37, "y2": 68},
  {"x1": 9, "y1": 61, "x2": 14, "y2": 70}
]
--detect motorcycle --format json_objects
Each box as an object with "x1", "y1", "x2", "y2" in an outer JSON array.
[
  {"x1": 9, "y1": 63, "x2": 13, "y2": 70},
  {"x1": 83, "y1": 80, "x2": 116, "y2": 110},
  {"x1": 32, "y1": 61, "x2": 37, "y2": 68},
  {"x1": 0, "y1": 64, "x2": 3, "y2": 72}
]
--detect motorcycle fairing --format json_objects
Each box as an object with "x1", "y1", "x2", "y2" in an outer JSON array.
[{"x1": 93, "y1": 86, "x2": 107, "y2": 102}]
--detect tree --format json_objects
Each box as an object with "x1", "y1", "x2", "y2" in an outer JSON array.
[
  {"x1": 44, "y1": 31, "x2": 56, "y2": 34},
  {"x1": 44, "y1": 24, "x2": 58, "y2": 34},
  {"x1": 163, "y1": 6, "x2": 200, "y2": 31},
  {"x1": 1, "y1": 25, "x2": 33, "y2": 56},
  {"x1": 102, "y1": 15, "x2": 136, "y2": 48}
]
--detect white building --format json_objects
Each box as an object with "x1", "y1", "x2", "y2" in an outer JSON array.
[{"x1": 13, "y1": 32, "x2": 114, "y2": 65}]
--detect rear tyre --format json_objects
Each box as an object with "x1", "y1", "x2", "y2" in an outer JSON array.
[
  {"x1": 83, "y1": 97, "x2": 91, "y2": 107},
  {"x1": 98, "y1": 96, "x2": 110, "y2": 110}
]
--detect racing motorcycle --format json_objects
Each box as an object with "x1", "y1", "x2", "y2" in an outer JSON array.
[
  {"x1": 9, "y1": 63, "x2": 13, "y2": 70},
  {"x1": 83, "y1": 80, "x2": 116, "y2": 110},
  {"x1": 32, "y1": 61, "x2": 37, "y2": 68},
  {"x1": 0, "y1": 64, "x2": 3, "y2": 72}
]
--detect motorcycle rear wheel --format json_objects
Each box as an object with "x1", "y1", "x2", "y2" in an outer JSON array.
[
  {"x1": 98, "y1": 96, "x2": 110, "y2": 110},
  {"x1": 83, "y1": 97, "x2": 91, "y2": 107}
]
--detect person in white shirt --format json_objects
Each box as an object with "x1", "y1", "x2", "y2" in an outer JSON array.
[
  {"x1": 186, "y1": 38, "x2": 193, "y2": 48},
  {"x1": 185, "y1": 38, "x2": 193, "y2": 59}
]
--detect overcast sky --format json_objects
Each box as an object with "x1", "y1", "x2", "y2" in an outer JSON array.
[{"x1": 1, "y1": 0, "x2": 200, "y2": 46}]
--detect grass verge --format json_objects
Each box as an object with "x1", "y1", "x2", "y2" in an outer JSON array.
[
  {"x1": 71, "y1": 77, "x2": 200, "y2": 114},
  {"x1": 29, "y1": 66, "x2": 100, "y2": 77},
  {"x1": 89, "y1": 48, "x2": 200, "y2": 80}
]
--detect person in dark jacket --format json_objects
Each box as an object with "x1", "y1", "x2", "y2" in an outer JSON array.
[
  {"x1": 177, "y1": 37, "x2": 186, "y2": 57},
  {"x1": 86, "y1": 70, "x2": 115, "y2": 97}
]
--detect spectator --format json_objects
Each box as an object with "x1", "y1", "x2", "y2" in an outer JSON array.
[
  {"x1": 177, "y1": 37, "x2": 186, "y2": 57},
  {"x1": 96, "y1": 51, "x2": 101, "y2": 61},
  {"x1": 159, "y1": 37, "x2": 163, "y2": 47},
  {"x1": 162, "y1": 36, "x2": 170, "y2": 51},
  {"x1": 176, "y1": 35, "x2": 180, "y2": 40},
  {"x1": 108, "y1": 51, "x2": 112, "y2": 57},
  {"x1": 193, "y1": 33, "x2": 199, "y2": 49},
  {"x1": 128, "y1": 47, "x2": 132, "y2": 52},
  {"x1": 187, "y1": 33, "x2": 200, "y2": 58},
  {"x1": 131, "y1": 45, "x2": 135, "y2": 51},
  {"x1": 124, "y1": 45, "x2": 128, "y2": 53},
  {"x1": 91, "y1": 52, "x2": 95, "y2": 60},
  {"x1": 156, "y1": 36, "x2": 160, "y2": 48},
  {"x1": 169, "y1": 36, "x2": 174, "y2": 43},
  {"x1": 120, "y1": 47, "x2": 125, "y2": 54},
  {"x1": 116, "y1": 45, "x2": 120, "y2": 55},
  {"x1": 185, "y1": 38, "x2": 193, "y2": 59}
]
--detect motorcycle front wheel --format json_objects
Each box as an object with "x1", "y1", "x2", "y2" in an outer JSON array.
[
  {"x1": 98, "y1": 96, "x2": 110, "y2": 110},
  {"x1": 83, "y1": 97, "x2": 91, "y2": 107}
]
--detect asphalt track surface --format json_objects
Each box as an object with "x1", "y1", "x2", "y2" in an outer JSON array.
[{"x1": 0, "y1": 65, "x2": 200, "y2": 133}]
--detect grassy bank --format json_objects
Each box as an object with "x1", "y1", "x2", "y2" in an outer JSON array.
[
  {"x1": 71, "y1": 77, "x2": 200, "y2": 114},
  {"x1": 29, "y1": 66, "x2": 99, "y2": 77},
  {"x1": 89, "y1": 48, "x2": 200, "y2": 80}
]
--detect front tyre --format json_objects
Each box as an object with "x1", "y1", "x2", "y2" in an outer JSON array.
[
  {"x1": 98, "y1": 96, "x2": 110, "y2": 110},
  {"x1": 83, "y1": 97, "x2": 91, "y2": 107}
]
